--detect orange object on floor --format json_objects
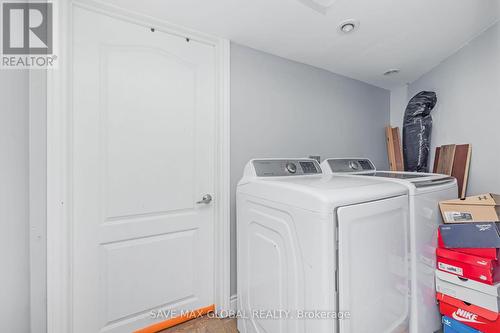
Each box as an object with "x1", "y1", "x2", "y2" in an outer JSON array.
[{"x1": 135, "y1": 304, "x2": 216, "y2": 333}]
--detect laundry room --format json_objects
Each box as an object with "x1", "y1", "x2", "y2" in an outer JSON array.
[{"x1": 1, "y1": 1, "x2": 499, "y2": 333}]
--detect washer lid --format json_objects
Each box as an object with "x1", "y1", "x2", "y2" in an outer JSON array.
[
  {"x1": 321, "y1": 158, "x2": 456, "y2": 186},
  {"x1": 365, "y1": 171, "x2": 429, "y2": 179}
]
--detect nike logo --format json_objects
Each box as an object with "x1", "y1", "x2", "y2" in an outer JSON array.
[{"x1": 452, "y1": 309, "x2": 485, "y2": 324}]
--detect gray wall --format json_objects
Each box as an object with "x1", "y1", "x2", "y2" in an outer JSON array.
[
  {"x1": 405, "y1": 22, "x2": 500, "y2": 195},
  {"x1": 0, "y1": 71, "x2": 30, "y2": 332},
  {"x1": 390, "y1": 85, "x2": 408, "y2": 130},
  {"x1": 230, "y1": 43, "x2": 390, "y2": 294}
]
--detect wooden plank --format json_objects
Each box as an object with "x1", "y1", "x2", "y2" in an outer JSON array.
[
  {"x1": 433, "y1": 146, "x2": 441, "y2": 173},
  {"x1": 462, "y1": 144, "x2": 472, "y2": 198},
  {"x1": 435, "y1": 144, "x2": 456, "y2": 175},
  {"x1": 391, "y1": 127, "x2": 404, "y2": 171},
  {"x1": 385, "y1": 126, "x2": 397, "y2": 171},
  {"x1": 452, "y1": 144, "x2": 472, "y2": 199}
]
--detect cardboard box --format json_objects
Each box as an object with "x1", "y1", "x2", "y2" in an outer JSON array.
[
  {"x1": 438, "y1": 293, "x2": 500, "y2": 333},
  {"x1": 436, "y1": 270, "x2": 500, "y2": 313},
  {"x1": 436, "y1": 248, "x2": 500, "y2": 285},
  {"x1": 440, "y1": 193, "x2": 500, "y2": 223},
  {"x1": 438, "y1": 228, "x2": 499, "y2": 260},
  {"x1": 442, "y1": 316, "x2": 482, "y2": 333},
  {"x1": 438, "y1": 224, "x2": 500, "y2": 251}
]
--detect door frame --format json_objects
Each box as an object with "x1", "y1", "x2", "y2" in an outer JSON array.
[{"x1": 46, "y1": 1, "x2": 231, "y2": 332}]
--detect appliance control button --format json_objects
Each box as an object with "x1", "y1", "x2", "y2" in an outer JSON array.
[
  {"x1": 349, "y1": 161, "x2": 359, "y2": 170},
  {"x1": 286, "y1": 162, "x2": 297, "y2": 174}
]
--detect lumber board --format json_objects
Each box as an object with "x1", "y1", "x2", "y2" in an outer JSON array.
[
  {"x1": 433, "y1": 146, "x2": 441, "y2": 173},
  {"x1": 391, "y1": 127, "x2": 404, "y2": 171},
  {"x1": 452, "y1": 144, "x2": 472, "y2": 199},
  {"x1": 435, "y1": 144, "x2": 456, "y2": 175},
  {"x1": 386, "y1": 126, "x2": 404, "y2": 171}
]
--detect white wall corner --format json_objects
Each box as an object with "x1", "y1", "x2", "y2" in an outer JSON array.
[
  {"x1": 389, "y1": 84, "x2": 409, "y2": 129},
  {"x1": 230, "y1": 294, "x2": 238, "y2": 313}
]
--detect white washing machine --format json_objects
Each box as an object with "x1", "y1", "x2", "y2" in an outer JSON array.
[
  {"x1": 237, "y1": 158, "x2": 410, "y2": 333},
  {"x1": 320, "y1": 158, "x2": 458, "y2": 333}
]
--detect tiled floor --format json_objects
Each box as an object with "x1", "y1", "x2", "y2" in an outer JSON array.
[{"x1": 160, "y1": 316, "x2": 238, "y2": 333}]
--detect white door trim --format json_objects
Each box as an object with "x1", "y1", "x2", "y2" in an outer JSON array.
[{"x1": 46, "y1": 1, "x2": 230, "y2": 332}]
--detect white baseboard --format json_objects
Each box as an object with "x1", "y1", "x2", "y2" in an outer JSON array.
[{"x1": 217, "y1": 294, "x2": 237, "y2": 318}]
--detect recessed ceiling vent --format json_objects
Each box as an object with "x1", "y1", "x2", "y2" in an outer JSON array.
[
  {"x1": 338, "y1": 19, "x2": 359, "y2": 34},
  {"x1": 297, "y1": 0, "x2": 338, "y2": 14}
]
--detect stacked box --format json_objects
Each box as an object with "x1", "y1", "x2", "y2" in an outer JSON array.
[
  {"x1": 436, "y1": 247, "x2": 500, "y2": 284},
  {"x1": 437, "y1": 195, "x2": 500, "y2": 333},
  {"x1": 438, "y1": 293, "x2": 500, "y2": 332},
  {"x1": 442, "y1": 316, "x2": 482, "y2": 333},
  {"x1": 439, "y1": 193, "x2": 500, "y2": 224},
  {"x1": 438, "y1": 229, "x2": 499, "y2": 259},
  {"x1": 436, "y1": 270, "x2": 500, "y2": 313}
]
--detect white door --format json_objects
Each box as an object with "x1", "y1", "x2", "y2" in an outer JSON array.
[
  {"x1": 72, "y1": 7, "x2": 216, "y2": 333},
  {"x1": 337, "y1": 196, "x2": 409, "y2": 333}
]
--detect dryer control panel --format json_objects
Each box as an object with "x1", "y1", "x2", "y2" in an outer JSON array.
[
  {"x1": 327, "y1": 158, "x2": 376, "y2": 173},
  {"x1": 252, "y1": 159, "x2": 322, "y2": 177}
]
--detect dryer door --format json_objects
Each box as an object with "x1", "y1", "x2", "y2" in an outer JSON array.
[{"x1": 337, "y1": 195, "x2": 409, "y2": 333}]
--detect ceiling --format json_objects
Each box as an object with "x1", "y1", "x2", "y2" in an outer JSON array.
[{"x1": 100, "y1": 0, "x2": 500, "y2": 89}]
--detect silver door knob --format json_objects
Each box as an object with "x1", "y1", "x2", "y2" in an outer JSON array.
[{"x1": 196, "y1": 194, "x2": 213, "y2": 204}]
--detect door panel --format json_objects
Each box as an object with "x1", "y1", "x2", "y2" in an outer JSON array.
[
  {"x1": 337, "y1": 196, "x2": 409, "y2": 333},
  {"x1": 104, "y1": 46, "x2": 197, "y2": 218},
  {"x1": 72, "y1": 7, "x2": 215, "y2": 333},
  {"x1": 102, "y1": 229, "x2": 198, "y2": 322}
]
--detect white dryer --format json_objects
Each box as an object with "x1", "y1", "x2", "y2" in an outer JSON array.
[
  {"x1": 237, "y1": 158, "x2": 410, "y2": 333},
  {"x1": 320, "y1": 158, "x2": 458, "y2": 333}
]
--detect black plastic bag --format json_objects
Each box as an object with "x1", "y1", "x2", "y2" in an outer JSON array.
[{"x1": 402, "y1": 91, "x2": 437, "y2": 172}]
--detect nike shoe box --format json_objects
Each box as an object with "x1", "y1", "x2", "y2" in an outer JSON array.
[
  {"x1": 438, "y1": 223, "x2": 500, "y2": 250},
  {"x1": 436, "y1": 247, "x2": 500, "y2": 285},
  {"x1": 438, "y1": 228, "x2": 499, "y2": 260},
  {"x1": 436, "y1": 270, "x2": 500, "y2": 313},
  {"x1": 437, "y1": 293, "x2": 500, "y2": 333},
  {"x1": 442, "y1": 316, "x2": 482, "y2": 333}
]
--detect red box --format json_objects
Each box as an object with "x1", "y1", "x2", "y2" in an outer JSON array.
[
  {"x1": 436, "y1": 247, "x2": 500, "y2": 285},
  {"x1": 438, "y1": 229, "x2": 499, "y2": 260},
  {"x1": 437, "y1": 292, "x2": 500, "y2": 333}
]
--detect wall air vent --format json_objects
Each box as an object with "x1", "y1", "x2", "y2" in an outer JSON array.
[{"x1": 297, "y1": 0, "x2": 338, "y2": 14}]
